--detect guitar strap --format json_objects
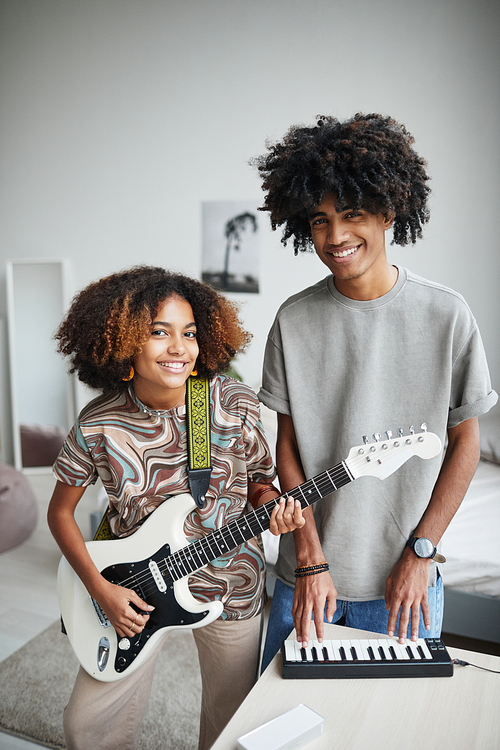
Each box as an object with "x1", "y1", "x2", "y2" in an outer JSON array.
[
  {"x1": 93, "y1": 375, "x2": 211, "y2": 541},
  {"x1": 185, "y1": 374, "x2": 212, "y2": 509}
]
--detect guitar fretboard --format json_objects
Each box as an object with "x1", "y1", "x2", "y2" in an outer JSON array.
[{"x1": 163, "y1": 460, "x2": 352, "y2": 582}]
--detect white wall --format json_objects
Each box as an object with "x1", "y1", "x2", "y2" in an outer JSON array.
[{"x1": 1, "y1": 0, "x2": 499, "y2": 463}]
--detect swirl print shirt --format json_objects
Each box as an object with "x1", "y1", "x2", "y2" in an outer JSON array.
[{"x1": 53, "y1": 375, "x2": 276, "y2": 620}]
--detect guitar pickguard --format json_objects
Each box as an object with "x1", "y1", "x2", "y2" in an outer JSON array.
[{"x1": 99, "y1": 544, "x2": 208, "y2": 674}]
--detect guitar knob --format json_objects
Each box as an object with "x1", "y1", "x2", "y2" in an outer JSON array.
[{"x1": 118, "y1": 638, "x2": 131, "y2": 651}]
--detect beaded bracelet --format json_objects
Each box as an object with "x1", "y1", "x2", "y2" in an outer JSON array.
[
  {"x1": 295, "y1": 565, "x2": 330, "y2": 578},
  {"x1": 294, "y1": 563, "x2": 329, "y2": 574},
  {"x1": 294, "y1": 563, "x2": 330, "y2": 578}
]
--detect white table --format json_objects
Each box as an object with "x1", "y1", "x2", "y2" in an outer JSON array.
[{"x1": 211, "y1": 622, "x2": 500, "y2": 750}]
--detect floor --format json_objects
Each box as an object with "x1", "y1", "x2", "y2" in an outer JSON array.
[{"x1": 0, "y1": 472, "x2": 100, "y2": 749}]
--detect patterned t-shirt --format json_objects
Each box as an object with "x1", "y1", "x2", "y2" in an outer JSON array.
[{"x1": 53, "y1": 375, "x2": 276, "y2": 620}]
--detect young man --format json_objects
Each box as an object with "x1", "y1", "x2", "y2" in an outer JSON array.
[{"x1": 254, "y1": 113, "x2": 498, "y2": 671}]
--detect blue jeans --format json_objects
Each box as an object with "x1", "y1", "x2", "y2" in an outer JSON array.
[{"x1": 261, "y1": 574, "x2": 443, "y2": 673}]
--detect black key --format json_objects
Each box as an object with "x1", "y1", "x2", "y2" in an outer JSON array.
[{"x1": 378, "y1": 645, "x2": 388, "y2": 660}]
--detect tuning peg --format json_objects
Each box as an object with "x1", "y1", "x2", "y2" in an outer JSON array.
[
  {"x1": 398, "y1": 428, "x2": 404, "y2": 437},
  {"x1": 363, "y1": 436, "x2": 368, "y2": 444},
  {"x1": 373, "y1": 433, "x2": 381, "y2": 442},
  {"x1": 409, "y1": 425, "x2": 415, "y2": 435},
  {"x1": 385, "y1": 430, "x2": 393, "y2": 440},
  {"x1": 420, "y1": 422, "x2": 428, "y2": 432}
]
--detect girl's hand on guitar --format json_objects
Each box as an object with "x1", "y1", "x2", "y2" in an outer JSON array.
[
  {"x1": 96, "y1": 580, "x2": 155, "y2": 638},
  {"x1": 269, "y1": 496, "x2": 305, "y2": 536}
]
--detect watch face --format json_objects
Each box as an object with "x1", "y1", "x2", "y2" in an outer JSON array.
[{"x1": 414, "y1": 538, "x2": 434, "y2": 558}]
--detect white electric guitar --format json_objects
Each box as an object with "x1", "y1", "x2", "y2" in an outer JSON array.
[{"x1": 57, "y1": 426, "x2": 441, "y2": 682}]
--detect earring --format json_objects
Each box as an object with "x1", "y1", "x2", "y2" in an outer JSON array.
[
  {"x1": 123, "y1": 366, "x2": 134, "y2": 381},
  {"x1": 190, "y1": 369, "x2": 198, "y2": 377}
]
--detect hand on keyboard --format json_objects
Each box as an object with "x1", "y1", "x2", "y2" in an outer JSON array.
[
  {"x1": 385, "y1": 550, "x2": 431, "y2": 643},
  {"x1": 292, "y1": 570, "x2": 337, "y2": 648}
]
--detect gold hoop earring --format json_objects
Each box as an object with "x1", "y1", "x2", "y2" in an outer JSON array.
[
  {"x1": 190, "y1": 369, "x2": 198, "y2": 377},
  {"x1": 123, "y1": 366, "x2": 134, "y2": 381}
]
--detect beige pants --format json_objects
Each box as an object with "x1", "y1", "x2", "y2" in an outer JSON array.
[{"x1": 63, "y1": 615, "x2": 262, "y2": 750}]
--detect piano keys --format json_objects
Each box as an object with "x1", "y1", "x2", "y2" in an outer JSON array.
[{"x1": 281, "y1": 636, "x2": 454, "y2": 679}]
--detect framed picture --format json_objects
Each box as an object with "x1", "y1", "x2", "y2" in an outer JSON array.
[{"x1": 202, "y1": 201, "x2": 260, "y2": 293}]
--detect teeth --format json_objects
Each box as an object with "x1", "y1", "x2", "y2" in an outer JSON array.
[
  {"x1": 332, "y1": 247, "x2": 357, "y2": 258},
  {"x1": 159, "y1": 362, "x2": 184, "y2": 369}
]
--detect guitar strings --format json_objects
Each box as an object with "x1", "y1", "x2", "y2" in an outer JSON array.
[{"x1": 104, "y1": 463, "x2": 351, "y2": 596}]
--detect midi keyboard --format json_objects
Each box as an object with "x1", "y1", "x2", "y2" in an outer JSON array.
[{"x1": 281, "y1": 636, "x2": 453, "y2": 679}]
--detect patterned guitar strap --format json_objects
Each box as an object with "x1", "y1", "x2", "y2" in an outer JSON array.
[
  {"x1": 185, "y1": 374, "x2": 212, "y2": 509},
  {"x1": 93, "y1": 374, "x2": 211, "y2": 541}
]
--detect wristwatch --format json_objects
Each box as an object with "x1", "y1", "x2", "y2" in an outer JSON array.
[{"x1": 406, "y1": 537, "x2": 446, "y2": 563}]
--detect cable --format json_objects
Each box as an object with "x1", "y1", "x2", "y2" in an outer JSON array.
[{"x1": 453, "y1": 658, "x2": 500, "y2": 675}]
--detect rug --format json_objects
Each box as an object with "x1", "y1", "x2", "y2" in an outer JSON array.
[{"x1": 0, "y1": 622, "x2": 202, "y2": 749}]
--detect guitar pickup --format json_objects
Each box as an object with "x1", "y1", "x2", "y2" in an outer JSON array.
[{"x1": 149, "y1": 559, "x2": 167, "y2": 593}]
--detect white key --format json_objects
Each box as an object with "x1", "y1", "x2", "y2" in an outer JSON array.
[
  {"x1": 312, "y1": 640, "x2": 324, "y2": 661},
  {"x1": 284, "y1": 640, "x2": 296, "y2": 662},
  {"x1": 331, "y1": 640, "x2": 343, "y2": 661},
  {"x1": 368, "y1": 639, "x2": 382, "y2": 660}
]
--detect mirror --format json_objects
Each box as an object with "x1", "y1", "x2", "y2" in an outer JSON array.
[{"x1": 6, "y1": 259, "x2": 74, "y2": 471}]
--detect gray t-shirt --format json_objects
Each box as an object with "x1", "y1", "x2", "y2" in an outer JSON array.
[{"x1": 259, "y1": 266, "x2": 497, "y2": 600}]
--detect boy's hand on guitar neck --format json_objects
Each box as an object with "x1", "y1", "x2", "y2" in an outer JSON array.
[{"x1": 92, "y1": 579, "x2": 155, "y2": 639}]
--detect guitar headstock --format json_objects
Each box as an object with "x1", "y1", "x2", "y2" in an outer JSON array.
[{"x1": 345, "y1": 424, "x2": 442, "y2": 480}]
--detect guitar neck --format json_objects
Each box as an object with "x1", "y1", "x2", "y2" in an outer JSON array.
[{"x1": 164, "y1": 461, "x2": 352, "y2": 582}]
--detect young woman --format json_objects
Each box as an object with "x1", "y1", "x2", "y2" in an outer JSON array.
[{"x1": 48, "y1": 265, "x2": 303, "y2": 750}]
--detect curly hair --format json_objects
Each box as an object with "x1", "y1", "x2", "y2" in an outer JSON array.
[
  {"x1": 55, "y1": 266, "x2": 251, "y2": 392},
  {"x1": 252, "y1": 112, "x2": 431, "y2": 253}
]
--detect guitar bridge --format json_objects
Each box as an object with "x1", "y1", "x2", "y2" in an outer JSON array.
[{"x1": 91, "y1": 597, "x2": 111, "y2": 627}]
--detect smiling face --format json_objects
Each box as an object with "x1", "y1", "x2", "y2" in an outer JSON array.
[
  {"x1": 132, "y1": 294, "x2": 199, "y2": 410},
  {"x1": 308, "y1": 193, "x2": 396, "y2": 299}
]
